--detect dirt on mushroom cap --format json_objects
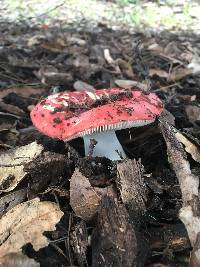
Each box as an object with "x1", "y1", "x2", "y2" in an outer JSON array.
[{"x1": 31, "y1": 88, "x2": 163, "y2": 141}]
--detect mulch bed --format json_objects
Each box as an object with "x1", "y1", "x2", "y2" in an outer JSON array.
[{"x1": 0, "y1": 18, "x2": 200, "y2": 266}]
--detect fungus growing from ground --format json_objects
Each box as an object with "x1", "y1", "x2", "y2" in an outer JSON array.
[{"x1": 31, "y1": 88, "x2": 163, "y2": 160}]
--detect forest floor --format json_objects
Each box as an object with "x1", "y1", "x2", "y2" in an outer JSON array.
[{"x1": 0, "y1": 1, "x2": 200, "y2": 266}]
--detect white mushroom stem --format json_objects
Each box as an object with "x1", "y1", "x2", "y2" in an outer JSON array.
[{"x1": 83, "y1": 131, "x2": 127, "y2": 161}]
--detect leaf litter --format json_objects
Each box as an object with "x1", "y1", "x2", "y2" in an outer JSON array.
[
  {"x1": 0, "y1": 11, "x2": 200, "y2": 267},
  {"x1": 0, "y1": 198, "x2": 63, "y2": 259}
]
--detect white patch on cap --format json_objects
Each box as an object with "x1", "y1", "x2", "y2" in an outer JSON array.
[
  {"x1": 86, "y1": 92, "x2": 100, "y2": 100},
  {"x1": 47, "y1": 94, "x2": 60, "y2": 100},
  {"x1": 43, "y1": 104, "x2": 56, "y2": 111},
  {"x1": 60, "y1": 95, "x2": 70, "y2": 100}
]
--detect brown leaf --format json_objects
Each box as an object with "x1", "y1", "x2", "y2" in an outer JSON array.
[
  {"x1": 0, "y1": 198, "x2": 63, "y2": 258},
  {"x1": 116, "y1": 59, "x2": 135, "y2": 79},
  {"x1": 70, "y1": 168, "x2": 115, "y2": 221}
]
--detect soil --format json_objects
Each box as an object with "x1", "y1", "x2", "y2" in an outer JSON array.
[{"x1": 0, "y1": 15, "x2": 200, "y2": 267}]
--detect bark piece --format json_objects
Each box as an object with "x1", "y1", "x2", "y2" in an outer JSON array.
[
  {"x1": 159, "y1": 120, "x2": 200, "y2": 266},
  {"x1": 0, "y1": 189, "x2": 27, "y2": 217},
  {"x1": 148, "y1": 224, "x2": 190, "y2": 252},
  {"x1": 25, "y1": 151, "x2": 72, "y2": 195},
  {"x1": 117, "y1": 159, "x2": 146, "y2": 221},
  {"x1": 92, "y1": 195, "x2": 137, "y2": 267},
  {"x1": 70, "y1": 220, "x2": 88, "y2": 266}
]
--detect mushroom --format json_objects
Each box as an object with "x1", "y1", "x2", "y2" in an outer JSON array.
[{"x1": 31, "y1": 88, "x2": 163, "y2": 160}]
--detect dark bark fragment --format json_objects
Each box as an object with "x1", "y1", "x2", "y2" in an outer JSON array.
[
  {"x1": 159, "y1": 120, "x2": 200, "y2": 266},
  {"x1": 117, "y1": 159, "x2": 146, "y2": 222},
  {"x1": 148, "y1": 224, "x2": 190, "y2": 252},
  {"x1": 24, "y1": 151, "x2": 73, "y2": 196},
  {"x1": 92, "y1": 195, "x2": 137, "y2": 267},
  {"x1": 0, "y1": 188, "x2": 27, "y2": 217},
  {"x1": 70, "y1": 220, "x2": 88, "y2": 267}
]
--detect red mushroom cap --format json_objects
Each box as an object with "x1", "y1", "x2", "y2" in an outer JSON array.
[{"x1": 31, "y1": 88, "x2": 163, "y2": 141}]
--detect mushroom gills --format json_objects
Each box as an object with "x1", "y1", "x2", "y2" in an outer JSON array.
[{"x1": 83, "y1": 130, "x2": 126, "y2": 160}]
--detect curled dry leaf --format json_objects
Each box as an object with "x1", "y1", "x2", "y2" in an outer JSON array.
[
  {"x1": 0, "y1": 142, "x2": 43, "y2": 192},
  {"x1": 70, "y1": 168, "x2": 115, "y2": 221},
  {"x1": 0, "y1": 198, "x2": 63, "y2": 259},
  {"x1": 175, "y1": 131, "x2": 200, "y2": 163}
]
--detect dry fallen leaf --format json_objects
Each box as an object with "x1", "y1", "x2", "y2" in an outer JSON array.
[
  {"x1": 0, "y1": 87, "x2": 46, "y2": 99},
  {"x1": 168, "y1": 67, "x2": 193, "y2": 81},
  {"x1": 150, "y1": 67, "x2": 193, "y2": 82},
  {"x1": 34, "y1": 65, "x2": 72, "y2": 85},
  {"x1": 0, "y1": 253, "x2": 39, "y2": 267},
  {"x1": 149, "y1": 69, "x2": 169, "y2": 79},
  {"x1": 0, "y1": 198, "x2": 63, "y2": 259},
  {"x1": 147, "y1": 43, "x2": 163, "y2": 54},
  {"x1": 0, "y1": 142, "x2": 43, "y2": 192},
  {"x1": 116, "y1": 59, "x2": 135, "y2": 79},
  {"x1": 175, "y1": 131, "x2": 200, "y2": 163},
  {"x1": 114, "y1": 79, "x2": 148, "y2": 91},
  {"x1": 70, "y1": 168, "x2": 115, "y2": 221}
]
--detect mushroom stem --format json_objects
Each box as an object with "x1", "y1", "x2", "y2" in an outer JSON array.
[{"x1": 83, "y1": 130, "x2": 126, "y2": 160}]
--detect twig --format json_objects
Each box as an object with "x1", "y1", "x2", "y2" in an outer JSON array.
[{"x1": 29, "y1": 2, "x2": 65, "y2": 19}]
